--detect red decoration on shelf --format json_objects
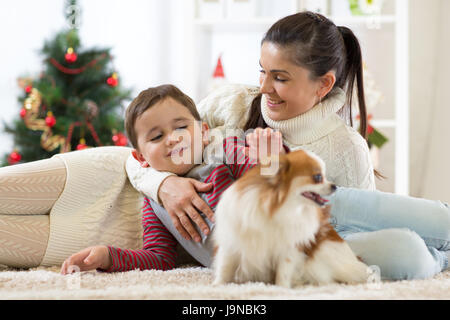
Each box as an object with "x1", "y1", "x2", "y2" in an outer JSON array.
[
  {"x1": 76, "y1": 138, "x2": 88, "y2": 150},
  {"x1": 20, "y1": 108, "x2": 27, "y2": 119},
  {"x1": 112, "y1": 132, "x2": 128, "y2": 146},
  {"x1": 25, "y1": 85, "x2": 33, "y2": 94},
  {"x1": 65, "y1": 47, "x2": 78, "y2": 63},
  {"x1": 107, "y1": 72, "x2": 119, "y2": 87},
  {"x1": 213, "y1": 55, "x2": 225, "y2": 78},
  {"x1": 8, "y1": 150, "x2": 22, "y2": 165},
  {"x1": 45, "y1": 111, "x2": 56, "y2": 128}
]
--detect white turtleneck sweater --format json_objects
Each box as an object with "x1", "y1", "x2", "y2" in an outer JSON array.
[{"x1": 126, "y1": 84, "x2": 375, "y2": 204}]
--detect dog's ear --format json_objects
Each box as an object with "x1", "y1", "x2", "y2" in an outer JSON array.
[
  {"x1": 261, "y1": 155, "x2": 291, "y2": 213},
  {"x1": 260, "y1": 154, "x2": 290, "y2": 185}
]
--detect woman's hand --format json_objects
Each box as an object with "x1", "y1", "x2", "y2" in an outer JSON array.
[
  {"x1": 60, "y1": 246, "x2": 112, "y2": 275},
  {"x1": 158, "y1": 176, "x2": 214, "y2": 242},
  {"x1": 245, "y1": 127, "x2": 284, "y2": 163}
]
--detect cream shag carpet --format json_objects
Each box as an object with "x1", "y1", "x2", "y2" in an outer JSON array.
[{"x1": 0, "y1": 264, "x2": 449, "y2": 300}]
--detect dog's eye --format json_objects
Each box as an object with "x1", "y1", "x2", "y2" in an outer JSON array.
[{"x1": 313, "y1": 174, "x2": 323, "y2": 183}]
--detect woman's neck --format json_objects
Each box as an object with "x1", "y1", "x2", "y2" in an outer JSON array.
[{"x1": 260, "y1": 87, "x2": 346, "y2": 145}]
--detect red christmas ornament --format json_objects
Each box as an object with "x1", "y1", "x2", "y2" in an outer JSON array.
[
  {"x1": 20, "y1": 108, "x2": 27, "y2": 118},
  {"x1": 76, "y1": 138, "x2": 88, "y2": 150},
  {"x1": 112, "y1": 132, "x2": 128, "y2": 146},
  {"x1": 65, "y1": 47, "x2": 78, "y2": 63},
  {"x1": 107, "y1": 73, "x2": 119, "y2": 87},
  {"x1": 25, "y1": 85, "x2": 33, "y2": 94},
  {"x1": 45, "y1": 111, "x2": 56, "y2": 128},
  {"x1": 8, "y1": 150, "x2": 22, "y2": 165}
]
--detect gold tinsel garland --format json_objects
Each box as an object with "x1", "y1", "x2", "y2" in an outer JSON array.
[{"x1": 22, "y1": 88, "x2": 71, "y2": 153}]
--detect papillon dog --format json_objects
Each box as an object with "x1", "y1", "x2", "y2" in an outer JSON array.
[{"x1": 212, "y1": 149, "x2": 369, "y2": 287}]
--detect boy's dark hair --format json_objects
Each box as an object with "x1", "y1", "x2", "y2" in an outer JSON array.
[{"x1": 125, "y1": 84, "x2": 200, "y2": 149}]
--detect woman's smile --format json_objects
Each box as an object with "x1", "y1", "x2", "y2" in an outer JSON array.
[{"x1": 266, "y1": 97, "x2": 285, "y2": 109}]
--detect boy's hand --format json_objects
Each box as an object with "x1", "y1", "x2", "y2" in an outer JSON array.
[
  {"x1": 245, "y1": 127, "x2": 284, "y2": 163},
  {"x1": 60, "y1": 245, "x2": 112, "y2": 275}
]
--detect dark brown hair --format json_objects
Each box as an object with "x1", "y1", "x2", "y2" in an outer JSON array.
[
  {"x1": 125, "y1": 84, "x2": 200, "y2": 149},
  {"x1": 245, "y1": 11, "x2": 366, "y2": 137}
]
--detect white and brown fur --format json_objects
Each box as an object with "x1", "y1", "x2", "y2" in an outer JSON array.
[{"x1": 212, "y1": 149, "x2": 369, "y2": 287}]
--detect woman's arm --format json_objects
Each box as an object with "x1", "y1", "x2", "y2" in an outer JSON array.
[
  {"x1": 344, "y1": 143, "x2": 376, "y2": 190},
  {"x1": 331, "y1": 128, "x2": 376, "y2": 190},
  {"x1": 197, "y1": 84, "x2": 260, "y2": 132}
]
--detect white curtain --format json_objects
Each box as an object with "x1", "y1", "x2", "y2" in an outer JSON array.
[{"x1": 419, "y1": 0, "x2": 450, "y2": 202}]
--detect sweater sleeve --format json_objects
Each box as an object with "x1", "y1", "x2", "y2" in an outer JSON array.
[
  {"x1": 104, "y1": 197, "x2": 178, "y2": 272},
  {"x1": 197, "y1": 84, "x2": 260, "y2": 132},
  {"x1": 125, "y1": 154, "x2": 176, "y2": 205},
  {"x1": 331, "y1": 127, "x2": 376, "y2": 190}
]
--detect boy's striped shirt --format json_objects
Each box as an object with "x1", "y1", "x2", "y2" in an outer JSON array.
[{"x1": 104, "y1": 136, "x2": 262, "y2": 271}]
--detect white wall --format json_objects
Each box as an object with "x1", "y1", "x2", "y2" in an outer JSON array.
[
  {"x1": 0, "y1": 0, "x2": 66, "y2": 156},
  {"x1": 407, "y1": 0, "x2": 450, "y2": 203},
  {"x1": 78, "y1": 0, "x2": 188, "y2": 91},
  {"x1": 409, "y1": 0, "x2": 441, "y2": 198},
  {"x1": 0, "y1": 0, "x2": 187, "y2": 156},
  {"x1": 0, "y1": 0, "x2": 449, "y2": 201}
]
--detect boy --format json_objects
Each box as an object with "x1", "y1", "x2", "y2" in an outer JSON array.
[{"x1": 61, "y1": 84, "x2": 282, "y2": 273}]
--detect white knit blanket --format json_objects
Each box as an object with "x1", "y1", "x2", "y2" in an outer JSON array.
[{"x1": 0, "y1": 266, "x2": 448, "y2": 300}]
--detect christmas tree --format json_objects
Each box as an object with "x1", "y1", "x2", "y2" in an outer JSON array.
[{"x1": 2, "y1": 0, "x2": 132, "y2": 166}]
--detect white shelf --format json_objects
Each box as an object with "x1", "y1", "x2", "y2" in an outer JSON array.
[
  {"x1": 194, "y1": 17, "x2": 276, "y2": 26},
  {"x1": 194, "y1": 15, "x2": 397, "y2": 32},
  {"x1": 194, "y1": 18, "x2": 275, "y2": 32},
  {"x1": 371, "y1": 119, "x2": 397, "y2": 128},
  {"x1": 330, "y1": 14, "x2": 396, "y2": 25}
]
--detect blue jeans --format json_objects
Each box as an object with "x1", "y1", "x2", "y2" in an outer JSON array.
[{"x1": 327, "y1": 187, "x2": 450, "y2": 281}]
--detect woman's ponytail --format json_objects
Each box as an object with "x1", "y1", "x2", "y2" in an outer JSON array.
[
  {"x1": 338, "y1": 26, "x2": 367, "y2": 140},
  {"x1": 339, "y1": 26, "x2": 384, "y2": 179}
]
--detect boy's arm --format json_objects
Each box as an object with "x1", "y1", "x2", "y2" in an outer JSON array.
[{"x1": 103, "y1": 197, "x2": 178, "y2": 272}]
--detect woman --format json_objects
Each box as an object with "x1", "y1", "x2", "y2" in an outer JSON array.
[{"x1": 126, "y1": 12, "x2": 450, "y2": 280}]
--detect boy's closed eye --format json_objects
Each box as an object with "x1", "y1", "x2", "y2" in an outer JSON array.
[
  {"x1": 150, "y1": 134, "x2": 163, "y2": 142},
  {"x1": 150, "y1": 126, "x2": 189, "y2": 142}
]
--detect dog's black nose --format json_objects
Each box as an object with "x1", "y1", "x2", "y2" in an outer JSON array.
[{"x1": 331, "y1": 184, "x2": 337, "y2": 191}]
